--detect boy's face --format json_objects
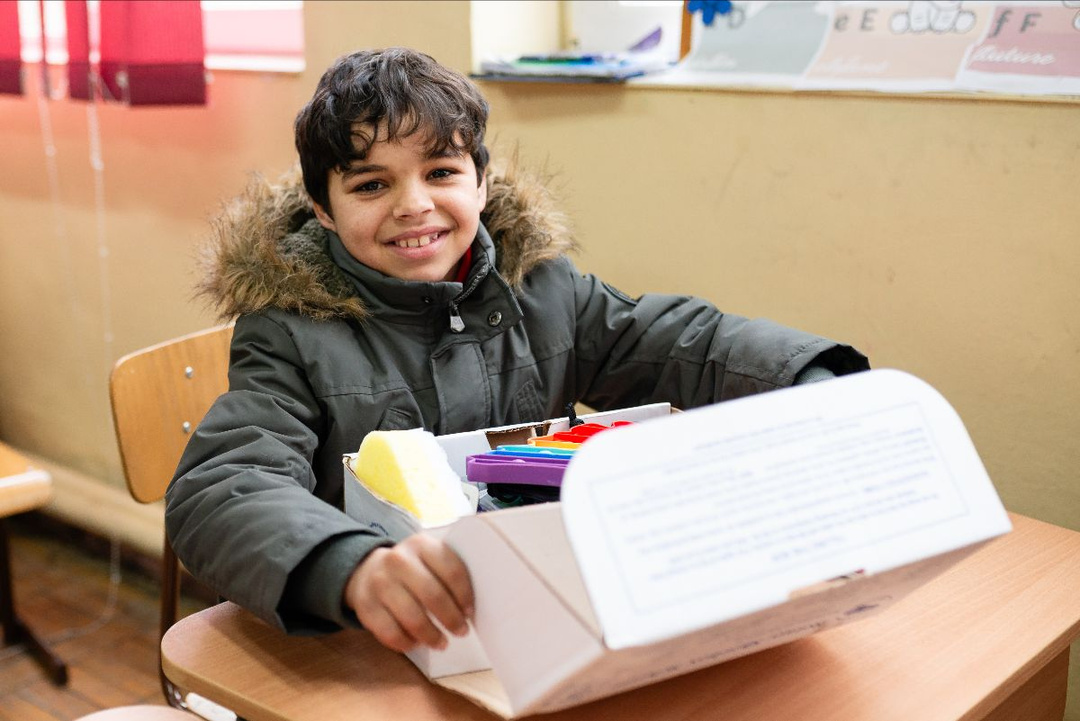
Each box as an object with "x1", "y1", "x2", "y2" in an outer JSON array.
[{"x1": 312, "y1": 124, "x2": 487, "y2": 283}]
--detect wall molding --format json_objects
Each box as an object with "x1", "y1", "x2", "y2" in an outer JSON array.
[{"x1": 24, "y1": 451, "x2": 164, "y2": 559}]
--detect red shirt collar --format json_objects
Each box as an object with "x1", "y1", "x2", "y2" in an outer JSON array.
[{"x1": 453, "y1": 246, "x2": 473, "y2": 284}]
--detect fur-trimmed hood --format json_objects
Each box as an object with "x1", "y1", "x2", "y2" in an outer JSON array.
[{"x1": 196, "y1": 158, "x2": 578, "y2": 322}]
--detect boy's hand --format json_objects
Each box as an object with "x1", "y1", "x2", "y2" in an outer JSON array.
[{"x1": 343, "y1": 534, "x2": 474, "y2": 653}]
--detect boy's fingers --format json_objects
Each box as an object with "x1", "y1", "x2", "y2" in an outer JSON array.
[
  {"x1": 406, "y1": 536, "x2": 475, "y2": 633},
  {"x1": 378, "y1": 582, "x2": 448, "y2": 650},
  {"x1": 346, "y1": 536, "x2": 475, "y2": 652},
  {"x1": 346, "y1": 547, "x2": 446, "y2": 651},
  {"x1": 361, "y1": 605, "x2": 418, "y2": 654},
  {"x1": 406, "y1": 571, "x2": 468, "y2": 639}
]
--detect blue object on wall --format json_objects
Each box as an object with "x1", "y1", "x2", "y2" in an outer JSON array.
[{"x1": 688, "y1": 0, "x2": 734, "y2": 27}]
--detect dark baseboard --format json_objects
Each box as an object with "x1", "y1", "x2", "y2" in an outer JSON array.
[{"x1": 10, "y1": 511, "x2": 219, "y2": 605}]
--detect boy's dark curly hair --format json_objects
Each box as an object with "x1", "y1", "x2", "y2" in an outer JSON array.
[{"x1": 294, "y1": 47, "x2": 490, "y2": 213}]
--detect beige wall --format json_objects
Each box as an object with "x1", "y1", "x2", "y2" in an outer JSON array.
[
  {"x1": 0, "y1": 0, "x2": 473, "y2": 545},
  {"x1": 482, "y1": 81, "x2": 1080, "y2": 529},
  {"x1": 0, "y1": 0, "x2": 1077, "y2": 714}
]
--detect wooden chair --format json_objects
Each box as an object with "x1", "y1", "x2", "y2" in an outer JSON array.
[
  {"x1": 109, "y1": 324, "x2": 233, "y2": 711},
  {"x1": 0, "y1": 442, "x2": 68, "y2": 684}
]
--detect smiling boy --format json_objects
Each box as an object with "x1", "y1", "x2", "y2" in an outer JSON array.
[
  {"x1": 166, "y1": 48, "x2": 869, "y2": 655},
  {"x1": 311, "y1": 125, "x2": 486, "y2": 284}
]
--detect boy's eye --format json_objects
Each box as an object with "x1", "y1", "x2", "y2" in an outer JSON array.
[
  {"x1": 353, "y1": 180, "x2": 384, "y2": 193},
  {"x1": 429, "y1": 168, "x2": 456, "y2": 180}
]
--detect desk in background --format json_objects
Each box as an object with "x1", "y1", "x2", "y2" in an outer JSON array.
[
  {"x1": 162, "y1": 513, "x2": 1080, "y2": 721},
  {"x1": 0, "y1": 442, "x2": 68, "y2": 684}
]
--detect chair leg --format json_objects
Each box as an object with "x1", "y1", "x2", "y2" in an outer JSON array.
[
  {"x1": 160, "y1": 536, "x2": 186, "y2": 709},
  {"x1": 159, "y1": 539, "x2": 243, "y2": 720},
  {"x1": 0, "y1": 518, "x2": 68, "y2": 685}
]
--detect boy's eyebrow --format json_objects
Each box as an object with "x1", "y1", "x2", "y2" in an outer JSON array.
[
  {"x1": 340, "y1": 149, "x2": 464, "y2": 180},
  {"x1": 428, "y1": 147, "x2": 463, "y2": 159},
  {"x1": 341, "y1": 163, "x2": 385, "y2": 180}
]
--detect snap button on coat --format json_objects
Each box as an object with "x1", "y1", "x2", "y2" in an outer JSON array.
[{"x1": 488, "y1": 311, "x2": 503, "y2": 327}]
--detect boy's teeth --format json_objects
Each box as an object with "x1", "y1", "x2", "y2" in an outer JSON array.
[{"x1": 396, "y1": 234, "x2": 435, "y2": 248}]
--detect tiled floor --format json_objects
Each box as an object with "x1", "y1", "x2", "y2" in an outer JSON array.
[{"x1": 0, "y1": 514, "x2": 211, "y2": 721}]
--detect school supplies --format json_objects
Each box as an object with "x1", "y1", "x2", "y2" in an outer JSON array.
[
  {"x1": 466, "y1": 455, "x2": 569, "y2": 488},
  {"x1": 462, "y1": 419, "x2": 635, "y2": 506},
  {"x1": 349, "y1": 429, "x2": 473, "y2": 526},
  {"x1": 477, "y1": 52, "x2": 672, "y2": 82},
  {"x1": 489, "y1": 445, "x2": 575, "y2": 458},
  {"x1": 529, "y1": 420, "x2": 634, "y2": 445}
]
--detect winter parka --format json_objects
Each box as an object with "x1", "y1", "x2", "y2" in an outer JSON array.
[{"x1": 165, "y1": 162, "x2": 869, "y2": 633}]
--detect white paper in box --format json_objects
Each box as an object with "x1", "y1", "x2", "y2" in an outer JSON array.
[{"x1": 344, "y1": 370, "x2": 1011, "y2": 718}]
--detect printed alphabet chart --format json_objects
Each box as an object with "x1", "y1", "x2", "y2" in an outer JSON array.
[{"x1": 657, "y1": 1, "x2": 1080, "y2": 97}]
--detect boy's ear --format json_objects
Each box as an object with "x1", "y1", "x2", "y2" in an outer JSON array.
[
  {"x1": 312, "y1": 200, "x2": 337, "y2": 232},
  {"x1": 477, "y1": 174, "x2": 488, "y2": 211}
]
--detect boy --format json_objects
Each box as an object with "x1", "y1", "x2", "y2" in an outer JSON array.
[{"x1": 166, "y1": 47, "x2": 868, "y2": 655}]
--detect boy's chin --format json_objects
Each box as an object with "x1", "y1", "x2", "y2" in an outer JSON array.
[{"x1": 392, "y1": 263, "x2": 456, "y2": 284}]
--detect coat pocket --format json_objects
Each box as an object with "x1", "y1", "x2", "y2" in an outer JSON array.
[
  {"x1": 513, "y1": 378, "x2": 546, "y2": 424},
  {"x1": 377, "y1": 405, "x2": 421, "y2": 431}
]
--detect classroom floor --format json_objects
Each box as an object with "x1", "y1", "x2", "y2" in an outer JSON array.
[{"x1": 0, "y1": 514, "x2": 212, "y2": 721}]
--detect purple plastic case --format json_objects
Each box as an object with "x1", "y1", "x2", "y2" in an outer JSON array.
[{"x1": 465, "y1": 454, "x2": 570, "y2": 487}]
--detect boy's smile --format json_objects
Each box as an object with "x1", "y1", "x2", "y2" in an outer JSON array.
[{"x1": 313, "y1": 126, "x2": 487, "y2": 283}]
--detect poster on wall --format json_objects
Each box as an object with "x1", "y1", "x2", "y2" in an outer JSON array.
[{"x1": 649, "y1": 1, "x2": 1080, "y2": 98}]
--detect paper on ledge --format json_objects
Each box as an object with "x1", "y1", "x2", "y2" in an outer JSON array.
[{"x1": 560, "y1": 369, "x2": 1011, "y2": 650}]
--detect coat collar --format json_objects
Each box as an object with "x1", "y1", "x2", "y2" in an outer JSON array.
[
  {"x1": 325, "y1": 222, "x2": 497, "y2": 321},
  {"x1": 195, "y1": 157, "x2": 577, "y2": 322}
]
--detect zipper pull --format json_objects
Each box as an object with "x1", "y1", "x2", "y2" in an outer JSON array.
[{"x1": 449, "y1": 303, "x2": 465, "y2": 333}]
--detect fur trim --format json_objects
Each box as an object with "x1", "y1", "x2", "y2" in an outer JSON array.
[
  {"x1": 483, "y1": 154, "x2": 578, "y2": 288},
  {"x1": 196, "y1": 156, "x2": 577, "y2": 321}
]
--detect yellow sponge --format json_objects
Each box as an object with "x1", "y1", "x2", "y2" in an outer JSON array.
[{"x1": 350, "y1": 429, "x2": 471, "y2": 525}]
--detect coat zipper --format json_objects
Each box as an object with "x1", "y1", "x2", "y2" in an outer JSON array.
[
  {"x1": 447, "y1": 261, "x2": 488, "y2": 333},
  {"x1": 448, "y1": 302, "x2": 465, "y2": 333}
]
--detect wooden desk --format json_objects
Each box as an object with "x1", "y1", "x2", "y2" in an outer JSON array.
[
  {"x1": 0, "y1": 442, "x2": 67, "y2": 684},
  {"x1": 0, "y1": 442, "x2": 52, "y2": 517},
  {"x1": 162, "y1": 513, "x2": 1080, "y2": 721}
]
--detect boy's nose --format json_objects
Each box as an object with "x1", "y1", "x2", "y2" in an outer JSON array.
[{"x1": 393, "y1": 180, "x2": 435, "y2": 218}]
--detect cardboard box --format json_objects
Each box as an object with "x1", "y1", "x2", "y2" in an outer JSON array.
[
  {"x1": 342, "y1": 404, "x2": 673, "y2": 679},
  {"x1": 344, "y1": 371, "x2": 1011, "y2": 718}
]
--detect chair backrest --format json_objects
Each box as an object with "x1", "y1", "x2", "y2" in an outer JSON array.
[
  {"x1": 110, "y1": 324, "x2": 233, "y2": 504},
  {"x1": 109, "y1": 323, "x2": 233, "y2": 710}
]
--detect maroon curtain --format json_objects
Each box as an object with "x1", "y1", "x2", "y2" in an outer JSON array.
[
  {"x1": 98, "y1": 0, "x2": 205, "y2": 106},
  {"x1": 64, "y1": 0, "x2": 90, "y2": 100},
  {"x1": 0, "y1": 0, "x2": 21, "y2": 95}
]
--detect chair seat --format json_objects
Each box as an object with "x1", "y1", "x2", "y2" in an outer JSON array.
[{"x1": 75, "y1": 705, "x2": 194, "y2": 720}]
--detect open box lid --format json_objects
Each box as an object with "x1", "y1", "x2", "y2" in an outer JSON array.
[{"x1": 439, "y1": 369, "x2": 1012, "y2": 717}]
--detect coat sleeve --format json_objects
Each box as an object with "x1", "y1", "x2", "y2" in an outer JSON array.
[
  {"x1": 164, "y1": 312, "x2": 389, "y2": 632},
  {"x1": 565, "y1": 259, "x2": 869, "y2": 411}
]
